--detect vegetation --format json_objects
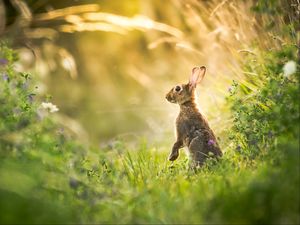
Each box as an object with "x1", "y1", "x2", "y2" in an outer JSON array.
[{"x1": 0, "y1": 0, "x2": 299, "y2": 224}]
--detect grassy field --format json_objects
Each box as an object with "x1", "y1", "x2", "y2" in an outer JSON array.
[
  {"x1": 0, "y1": 41, "x2": 299, "y2": 224},
  {"x1": 0, "y1": 0, "x2": 299, "y2": 224}
]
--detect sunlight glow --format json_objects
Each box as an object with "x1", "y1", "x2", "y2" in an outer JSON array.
[{"x1": 62, "y1": 12, "x2": 184, "y2": 37}]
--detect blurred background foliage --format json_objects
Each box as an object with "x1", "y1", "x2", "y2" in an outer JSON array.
[{"x1": 2, "y1": 0, "x2": 298, "y2": 144}]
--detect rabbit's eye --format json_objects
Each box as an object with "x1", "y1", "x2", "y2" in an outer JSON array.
[{"x1": 174, "y1": 85, "x2": 182, "y2": 92}]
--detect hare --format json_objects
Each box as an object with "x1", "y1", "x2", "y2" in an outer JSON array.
[{"x1": 165, "y1": 66, "x2": 222, "y2": 167}]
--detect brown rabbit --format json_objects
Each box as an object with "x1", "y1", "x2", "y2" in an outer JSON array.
[{"x1": 165, "y1": 66, "x2": 222, "y2": 167}]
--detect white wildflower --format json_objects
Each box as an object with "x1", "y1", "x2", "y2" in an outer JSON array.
[
  {"x1": 283, "y1": 60, "x2": 297, "y2": 78},
  {"x1": 41, "y1": 102, "x2": 59, "y2": 113}
]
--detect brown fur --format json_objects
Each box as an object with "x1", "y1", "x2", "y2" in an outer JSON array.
[{"x1": 166, "y1": 67, "x2": 222, "y2": 167}]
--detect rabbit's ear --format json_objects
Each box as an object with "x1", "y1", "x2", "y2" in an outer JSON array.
[{"x1": 189, "y1": 66, "x2": 206, "y2": 89}]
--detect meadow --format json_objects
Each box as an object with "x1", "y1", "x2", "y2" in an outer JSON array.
[{"x1": 0, "y1": 0, "x2": 299, "y2": 224}]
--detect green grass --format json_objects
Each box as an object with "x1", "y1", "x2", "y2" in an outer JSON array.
[{"x1": 1, "y1": 139, "x2": 298, "y2": 224}]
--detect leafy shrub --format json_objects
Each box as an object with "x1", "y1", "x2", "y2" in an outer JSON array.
[
  {"x1": 227, "y1": 44, "x2": 299, "y2": 160},
  {"x1": 222, "y1": 43, "x2": 299, "y2": 223},
  {"x1": 0, "y1": 42, "x2": 87, "y2": 223}
]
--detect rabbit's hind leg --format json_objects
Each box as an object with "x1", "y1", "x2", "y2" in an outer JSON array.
[{"x1": 188, "y1": 136, "x2": 209, "y2": 167}]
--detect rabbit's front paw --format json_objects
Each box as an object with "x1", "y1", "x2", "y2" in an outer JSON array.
[{"x1": 168, "y1": 151, "x2": 179, "y2": 161}]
